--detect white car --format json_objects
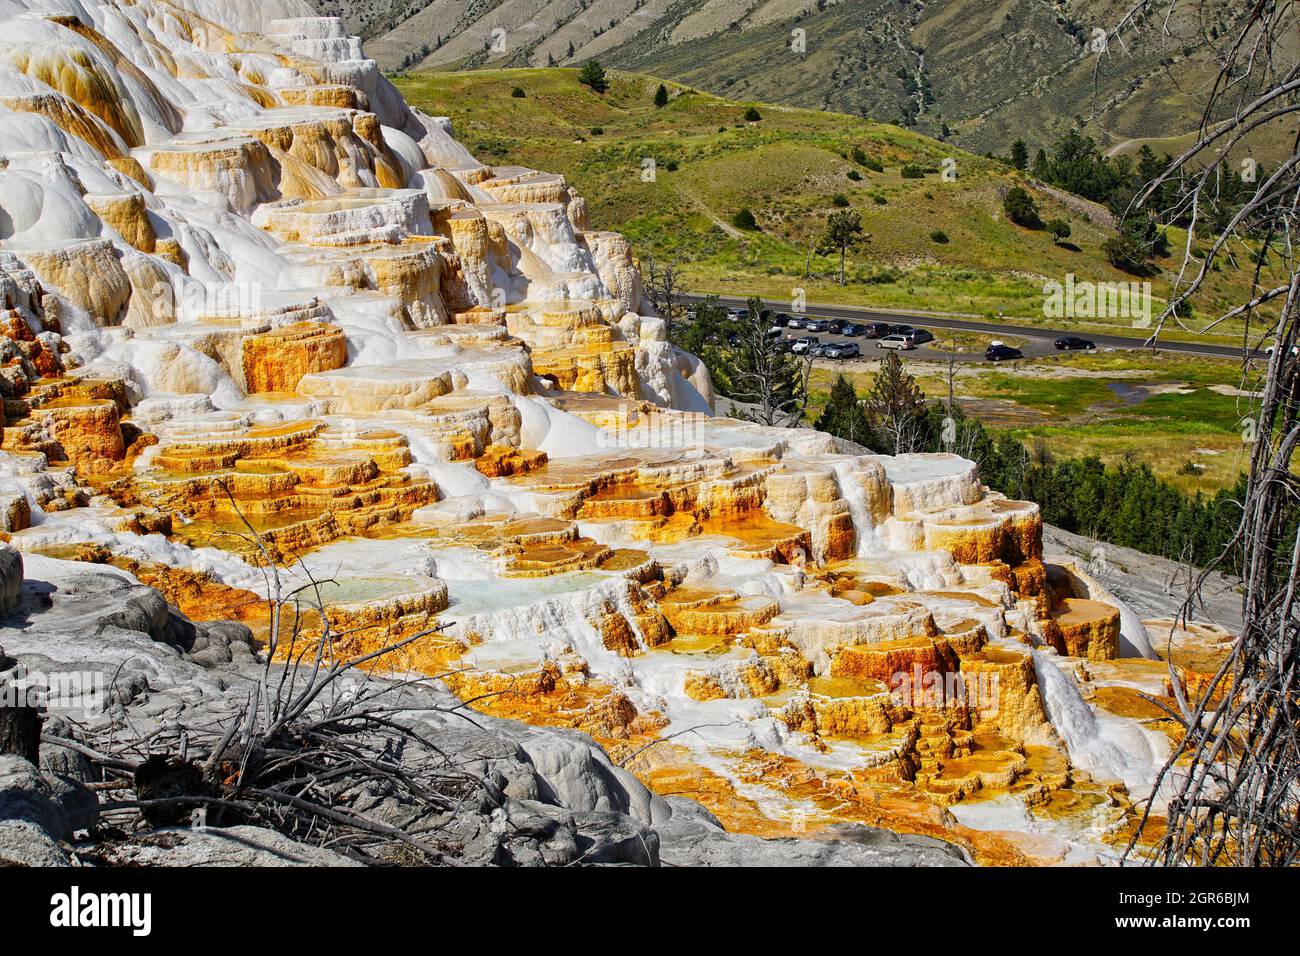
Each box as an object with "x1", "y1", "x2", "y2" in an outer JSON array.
[{"x1": 877, "y1": 334, "x2": 915, "y2": 350}]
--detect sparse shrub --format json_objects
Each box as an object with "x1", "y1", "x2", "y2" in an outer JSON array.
[
  {"x1": 744, "y1": 106, "x2": 762, "y2": 121},
  {"x1": 832, "y1": 193, "x2": 850, "y2": 207},
  {"x1": 511, "y1": 87, "x2": 525, "y2": 98},
  {"x1": 590, "y1": 126, "x2": 603, "y2": 135},
  {"x1": 929, "y1": 229, "x2": 949, "y2": 243},
  {"x1": 863, "y1": 157, "x2": 884, "y2": 172},
  {"x1": 1047, "y1": 218, "x2": 1071, "y2": 243},
  {"x1": 872, "y1": 194, "x2": 887, "y2": 205},
  {"x1": 900, "y1": 163, "x2": 926, "y2": 178},
  {"x1": 847, "y1": 169, "x2": 862, "y2": 181},
  {"x1": 732, "y1": 208, "x2": 759, "y2": 230},
  {"x1": 664, "y1": 159, "x2": 679, "y2": 171}
]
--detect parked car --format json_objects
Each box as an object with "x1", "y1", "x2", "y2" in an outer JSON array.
[
  {"x1": 985, "y1": 342, "x2": 1024, "y2": 361},
  {"x1": 771, "y1": 313, "x2": 791, "y2": 328},
  {"x1": 785, "y1": 314, "x2": 806, "y2": 329},
  {"x1": 824, "y1": 341, "x2": 861, "y2": 359},
  {"x1": 841, "y1": 322, "x2": 867, "y2": 337},
  {"x1": 878, "y1": 334, "x2": 915, "y2": 351},
  {"x1": 809, "y1": 342, "x2": 833, "y2": 357},
  {"x1": 803, "y1": 318, "x2": 830, "y2": 333},
  {"x1": 726, "y1": 308, "x2": 747, "y2": 322},
  {"x1": 1054, "y1": 336, "x2": 1095, "y2": 350},
  {"x1": 903, "y1": 327, "x2": 934, "y2": 345},
  {"x1": 826, "y1": 319, "x2": 847, "y2": 335},
  {"x1": 861, "y1": 322, "x2": 892, "y2": 339},
  {"x1": 790, "y1": 336, "x2": 819, "y2": 354},
  {"x1": 888, "y1": 324, "x2": 914, "y2": 336}
]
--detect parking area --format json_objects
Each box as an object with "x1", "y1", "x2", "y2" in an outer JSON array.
[
  {"x1": 691, "y1": 294, "x2": 1249, "y2": 363},
  {"x1": 754, "y1": 311, "x2": 1093, "y2": 364}
]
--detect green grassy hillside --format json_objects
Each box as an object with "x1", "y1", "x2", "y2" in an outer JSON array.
[{"x1": 395, "y1": 67, "x2": 1272, "y2": 344}]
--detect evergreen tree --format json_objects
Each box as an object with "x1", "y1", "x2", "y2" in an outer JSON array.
[
  {"x1": 727, "y1": 297, "x2": 811, "y2": 427},
  {"x1": 818, "y1": 209, "x2": 866, "y2": 285},
  {"x1": 1003, "y1": 186, "x2": 1043, "y2": 228},
  {"x1": 1010, "y1": 139, "x2": 1029, "y2": 170},
  {"x1": 654, "y1": 83, "x2": 669, "y2": 107},
  {"x1": 1030, "y1": 147, "x2": 1049, "y2": 180},
  {"x1": 815, "y1": 375, "x2": 872, "y2": 446},
  {"x1": 578, "y1": 60, "x2": 609, "y2": 93},
  {"x1": 863, "y1": 351, "x2": 929, "y2": 454}
]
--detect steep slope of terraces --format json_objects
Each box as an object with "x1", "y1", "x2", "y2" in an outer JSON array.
[{"x1": 0, "y1": 0, "x2": 1221, "y2": 864}]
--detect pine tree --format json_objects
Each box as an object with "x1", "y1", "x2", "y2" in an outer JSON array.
[
  {"x1": 1003, "y1": 186, "x2": 1042, "y2": 228},
  {"x1": 818, "y1": 209, "x2": 865, "y2": 285},
  {"x1": 654, "y1": 83, "x2": 669, "y2": 107},
  {"x1": 1010, "y1": 139, "x2": 1029, "y2": 170},
  {"x1": 578, "y1": 61, "x2": 609, "y2": 93},
  {"x1": 1030, "y1": 147, "x2": 1049, "y2": 180},
  {"x1": 815, "y1": 375, "x2": 872, "y2": 446},
  {"x1": 863, "y1": 351, "x2": 929, "y2": 454}
]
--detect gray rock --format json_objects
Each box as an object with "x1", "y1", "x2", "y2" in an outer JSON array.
[
  {"x1": 96, "y1": 825, "x2": 363, "y2": 867},
  {"x1": 0, "y1": 819, "x2": 69, "y2": 866},
  {"x1": 512, "y1": 726, "x2": 671, "y2": 824},
  {"x1": 188, "y1": 620, "x2": 256, "y2": 668},
  {"x1": 659, "y1": 821, "x2": 969, "y2": 867},
  {"x1": 1043, "y1": 524, "x2": 1244, "y2": 633},
  {"x1": 0, "y1": 543, "x2": 20, "y2": 614},
  {"x1": 0, "y1": 754, "x2": 70, "y2": 840}
]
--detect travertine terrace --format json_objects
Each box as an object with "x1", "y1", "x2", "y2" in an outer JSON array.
[{"x1": 0, "y1": 0, "x2": 1203, "y2": 864}]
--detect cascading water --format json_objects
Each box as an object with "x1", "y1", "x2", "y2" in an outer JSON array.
[
  {"x1": 1032, "y1": 650, "x2": 1166, "y2": 803},
  {"x1": 833, "y1": 459, "x2": 885, "y2": 556}
]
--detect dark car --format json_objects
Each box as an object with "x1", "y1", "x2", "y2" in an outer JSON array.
[
  {"x1": 771, "y1": 313, "x2": 791, "y2": 327},
  {"x1": 1054, "y1": 336, "x2": 1095, "y2": 350},
  {"x1": 862, "y1": 322, "x2": 892, "y2": 339},
  {"x1": 888, "y1": 324, "x2": 914, "y2": 336},
  {"x1": 903, "y1": 328, "x2": 934, "y2": 345},
  {"x1": 803, "y1": 318, "x2": 830, "y2": 333},
  {"x1": 826, "y1": 319, "x2": 847, "y2": 335},
  {"x1": 824, "y1": 341, "x2": 861, "y2": 359},
  {"x1": 841, "y1": 322, "x2": 867, "y2": 337},
  {"x1": 985, "y1": 342, "x2": 1024, "y2": 362}
]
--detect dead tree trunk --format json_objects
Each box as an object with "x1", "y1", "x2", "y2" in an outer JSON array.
[{"x1": 0, "y1": 703, "x2": 42, "y2": 764}]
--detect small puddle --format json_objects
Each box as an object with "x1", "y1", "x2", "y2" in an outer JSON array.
[{"x1": 1106, "y1": 381, "x2": 1155, "y2": 406}]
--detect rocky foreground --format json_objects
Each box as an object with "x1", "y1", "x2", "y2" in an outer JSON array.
[
  {"x1": 0, "y1": 0, "x2": 1235, "y2": 864},
  {"x1": 0, "y1": 543, "x2": 965, "y2": 866}
]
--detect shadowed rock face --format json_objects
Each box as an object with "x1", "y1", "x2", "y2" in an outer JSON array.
[{"x1": 0, "y1": 0, "x2": 1198, "y2": 865}]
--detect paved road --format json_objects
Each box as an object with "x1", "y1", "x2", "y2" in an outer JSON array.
[{"x1": 681, "y1": 292, "x2": 1250, "y2": 362}]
